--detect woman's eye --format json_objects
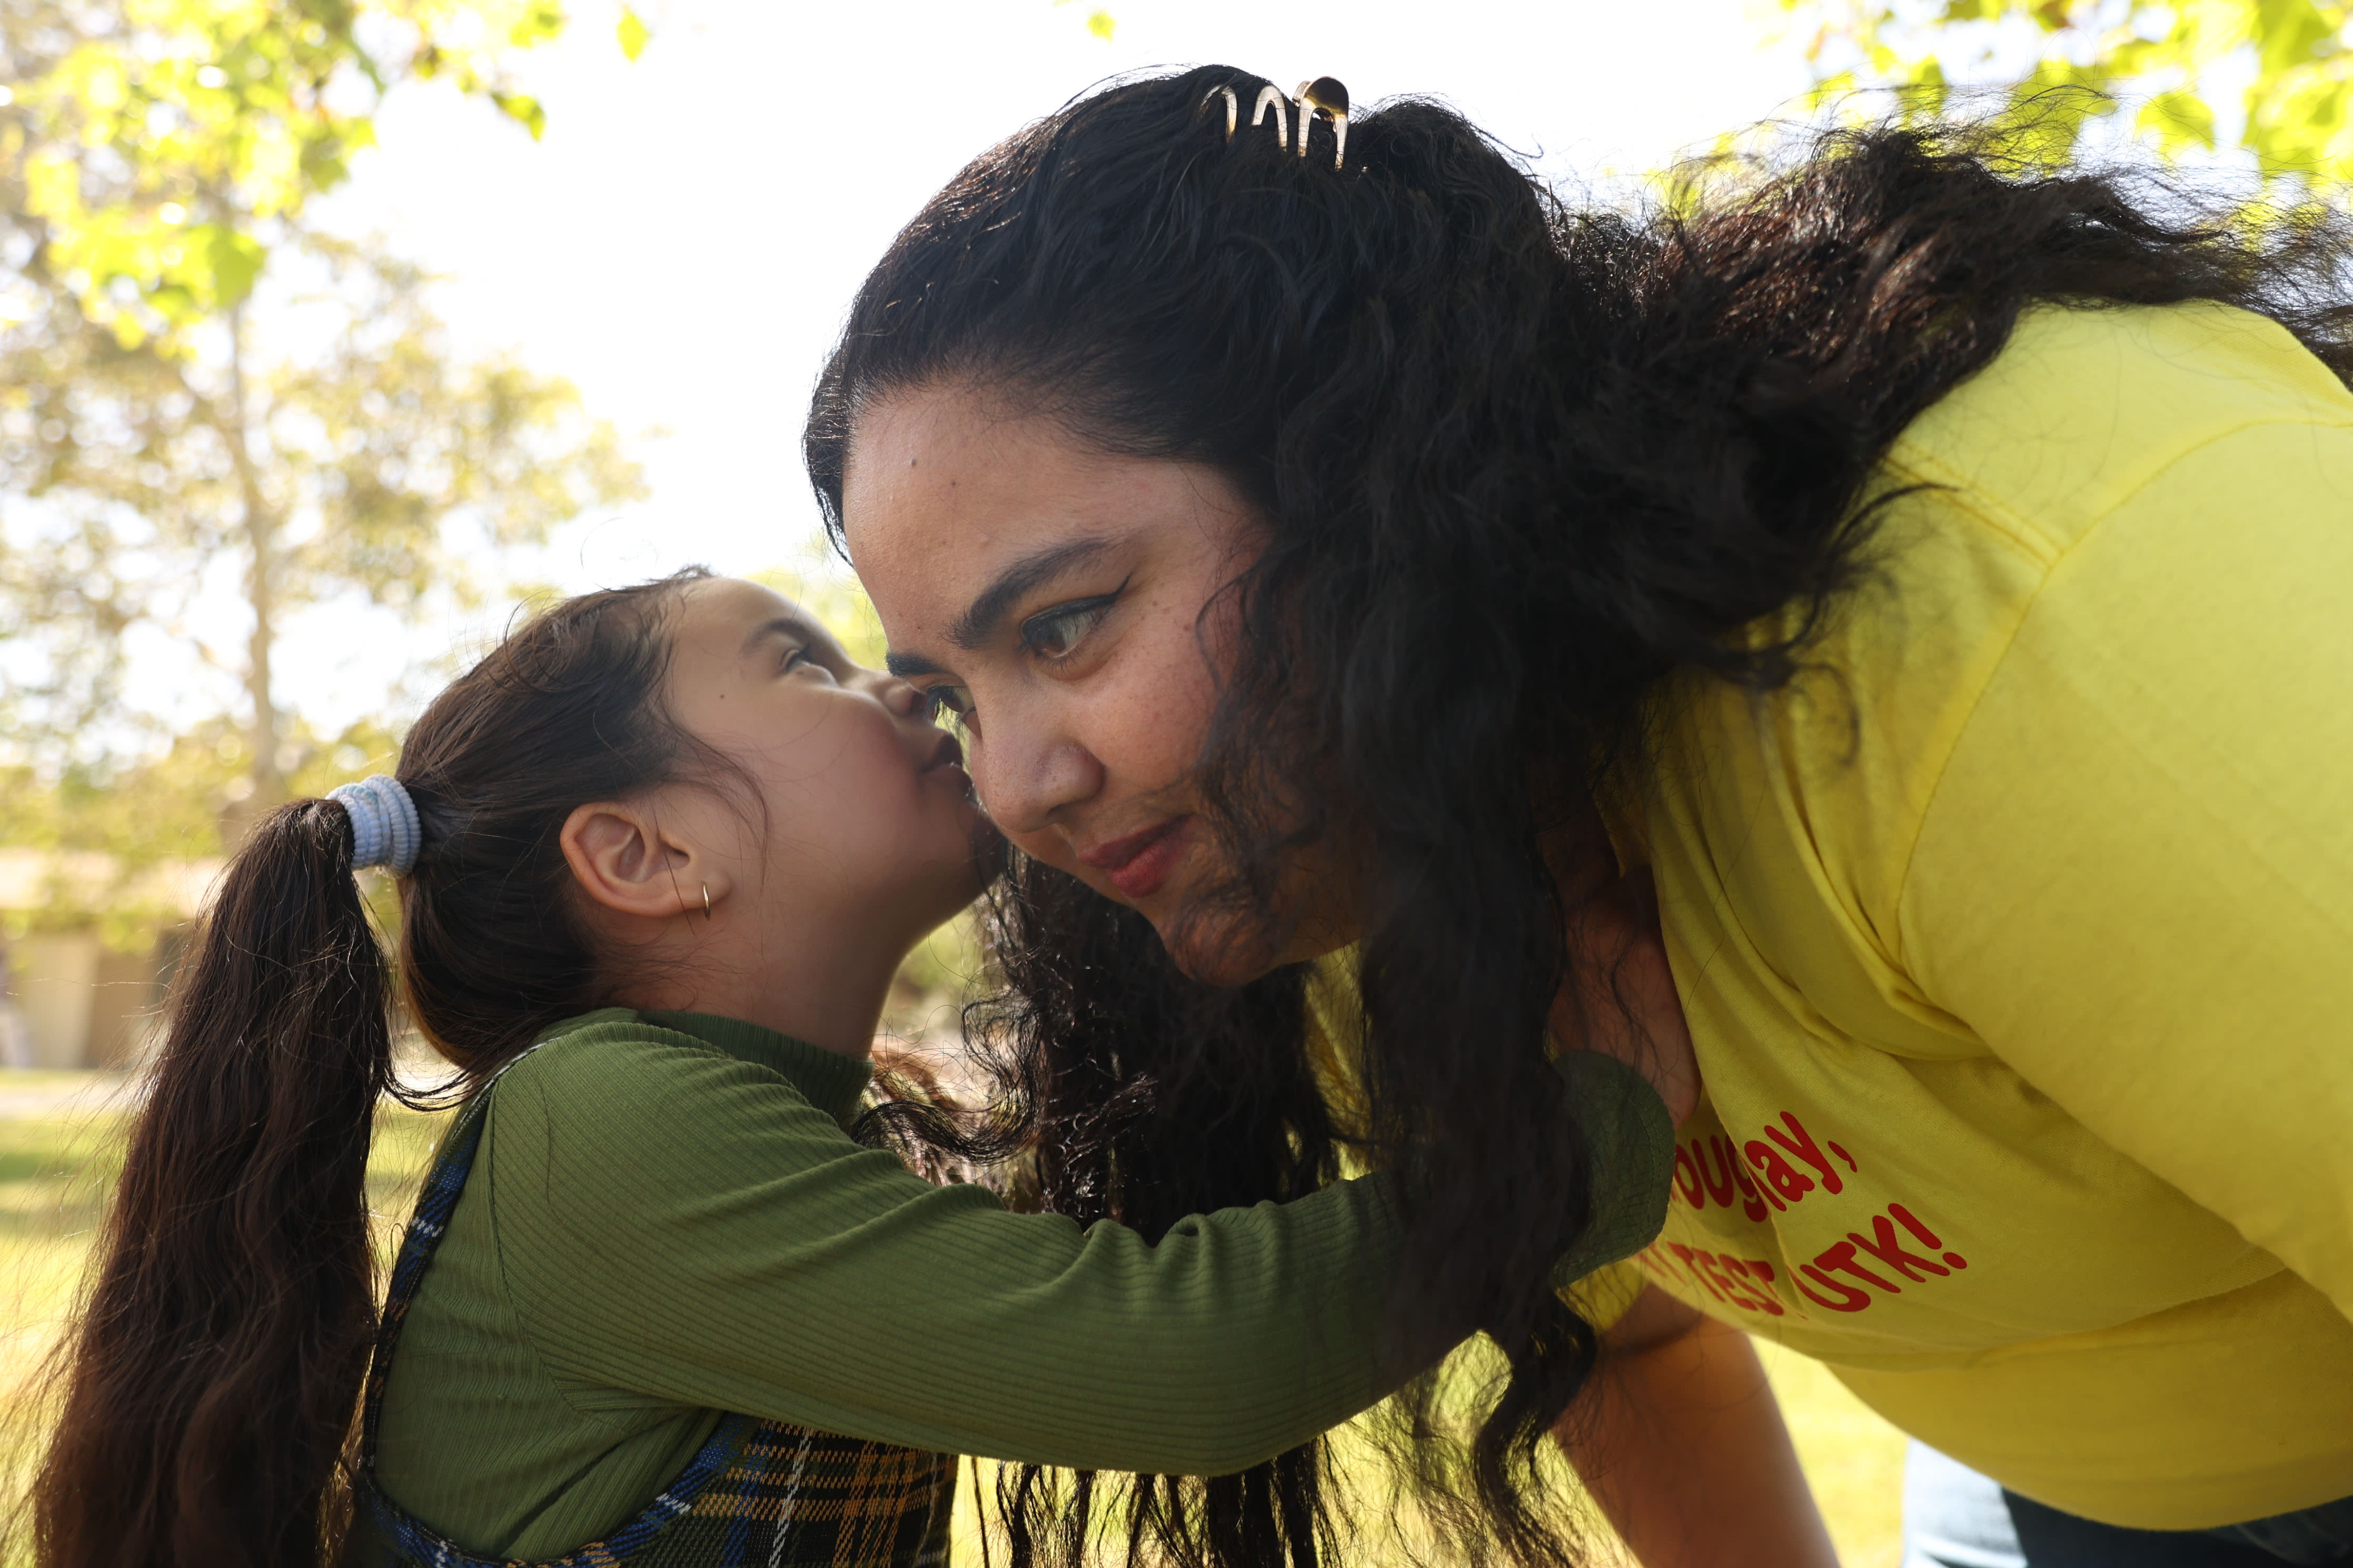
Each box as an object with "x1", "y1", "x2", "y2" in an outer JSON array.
[{"x1": 1018, "y1": 593, "x2": 1118, "y2": 663}]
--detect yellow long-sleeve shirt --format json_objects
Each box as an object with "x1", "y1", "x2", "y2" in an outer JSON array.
[{"x1": 1607, "y1": 300, "x2": 2353, "y2": 1528}]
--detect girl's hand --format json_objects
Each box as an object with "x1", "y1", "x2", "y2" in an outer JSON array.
[{"x1": 1553, "y1": 851, "x2": 1702, "y2": 1126}]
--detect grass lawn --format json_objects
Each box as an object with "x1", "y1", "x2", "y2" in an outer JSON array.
[{"x1": 0, "y1": 1073, "x2": 1908, "y2": 1566}]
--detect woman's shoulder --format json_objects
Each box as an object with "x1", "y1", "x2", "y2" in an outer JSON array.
[
  {"x1": 1885, "y1": 301, "x2": 2353, "y2": 566},
  {"x1": 1668, "y1": 302, "x2": 2353, "y2": 775},
  {"x1": 1641, "y1": 305, "x2": 2353, "y2": 993}
]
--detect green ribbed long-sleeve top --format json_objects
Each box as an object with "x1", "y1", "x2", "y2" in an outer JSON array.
[{"x1": 372, "y1": 1009, "x2": 1412, "y2": 1559}]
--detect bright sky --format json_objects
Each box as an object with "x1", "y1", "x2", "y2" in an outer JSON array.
[{"x1": 224, "y1": 0, "x2": 1823, "y2": 735}]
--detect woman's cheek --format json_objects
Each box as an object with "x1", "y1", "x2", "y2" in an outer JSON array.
[
  {"x1": 1011, "y1": 824, "x2": 1077, "y2": 880},
  {"x1": 1089, "y1": 650, "x2": 1217, "y2": 787}
]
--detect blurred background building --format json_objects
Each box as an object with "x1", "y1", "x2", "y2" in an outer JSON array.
[{"x1": 0, "y1": 850, "x2": 209, "y2": 1067}]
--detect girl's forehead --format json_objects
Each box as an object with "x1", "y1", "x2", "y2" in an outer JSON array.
[
  {"x1": 678, "y1": 576, "x2": 794, "y2": 624},
  {"x1": 667, "y1": 578, "x2": 835, "y2": 669},
  {"x1": 674, "y1": 578, "x2": 808, "y2": 640}
]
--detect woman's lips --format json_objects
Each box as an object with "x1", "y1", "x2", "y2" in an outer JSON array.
[{"x1": 1081, "y1": 817, "x2": 1193, "y2": 901}]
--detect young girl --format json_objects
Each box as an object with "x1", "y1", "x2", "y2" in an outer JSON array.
[{"x1": 26, "y1": 570, "x2": 1673, "y2": 1568}]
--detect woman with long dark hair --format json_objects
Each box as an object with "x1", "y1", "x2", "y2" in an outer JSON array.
[
  {"x1": 815, "y1": 69, "x2": 2353, "y2": 1567},
  {"x1": 24, "y1": 570, "x2": 1648, "y2": 1568}
]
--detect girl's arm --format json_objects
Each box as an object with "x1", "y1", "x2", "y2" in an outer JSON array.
[
  {"x1": 1556, "y1": 1285, "x2": 1838, "y2": 1567},
  {"x1": 478, "y1": 1018, "x2": 1416, "y2": 1477}
]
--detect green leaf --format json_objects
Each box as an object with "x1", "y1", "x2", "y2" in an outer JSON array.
[
  {"x1": 2003, "y1": 58, "x2": 2107, "y2": 167},
  {"x1": 617, "y1": 6, "x2": 649, "y2": 60},
  {"x1": 203, "y1": 225, "x2": 265, "y2": 308},
  {"x1": 2139, "y1": 87, "x2": 2218, "y2": 151},
  {"x1": 1907, "y1": 54, "x2": 1950, "y2": 122},
  {"x1": 1055, "y1": 1, "x2": 1117, "y2": 38},
  {"x1": 493, "y1": 91, "x2": 547, "y2": 140},
  {"x1": 2255, "y1": 0, "x2": 2334, "y2": 75},
  {"x1": 510, "y1": 1, "x2": 568, "y2": 48},
  {"x1": 2100, "y1": 37, "x2": 2161, "y2": 78},
  {"x1": 22, "y1": 151, "x2": 81, "y2": 222},
  {"x1": 2246, "y1": 65, "x2": 2353, "y2": 174}
]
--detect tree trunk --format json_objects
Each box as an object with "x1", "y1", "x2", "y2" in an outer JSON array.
[{"x1": 224, "y1": 302, "x2": 283, "y2": 829}]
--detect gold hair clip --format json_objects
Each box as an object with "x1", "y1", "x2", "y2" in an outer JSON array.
[
  {"x1": 1203, "y1": 76, "x2": 1351, "y2": 168},
  {"x1": 1295, "y1": 77, "x2": 1348, "y2": 169},
  {"x1": 1203, "y1": 84, "x2": 1239, "y2": 138},
  {"x1": 1253, "y1": 83, "x2": 1290, "y2": 149}
]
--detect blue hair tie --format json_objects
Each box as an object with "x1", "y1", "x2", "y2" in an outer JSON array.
[{"x1": 329, "y1": 774, "x2": 421, "y2": 875}]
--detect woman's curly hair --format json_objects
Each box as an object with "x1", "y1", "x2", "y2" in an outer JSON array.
[{"x1": 808, "y1": 68, "x2": 2353, "y2": 1568}]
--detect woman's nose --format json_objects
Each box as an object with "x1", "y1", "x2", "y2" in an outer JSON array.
[{"x1": 970, "y1": 731, "x2": 1106, "y2": 837}]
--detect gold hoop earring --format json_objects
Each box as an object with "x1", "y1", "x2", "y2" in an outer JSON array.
[{"x1": 701, "y1": 882, "x2": 713, "y2": 918}]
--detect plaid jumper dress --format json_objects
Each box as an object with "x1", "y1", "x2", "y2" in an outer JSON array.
[{"x1": 351, "y1": 1064, "x2": 958, "y2": 1568}]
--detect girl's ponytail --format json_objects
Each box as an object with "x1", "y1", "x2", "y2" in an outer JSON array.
[
  {"x1": 30, "y1": 573, "x2": 701, "y2": 1566},
  {"x1": 34, "y1": 797, "x2": 395, "y2": 1568}
]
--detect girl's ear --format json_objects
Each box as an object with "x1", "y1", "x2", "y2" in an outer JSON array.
[{"x1": 561, "y1": 798, "x2": 723, "y2": 919}]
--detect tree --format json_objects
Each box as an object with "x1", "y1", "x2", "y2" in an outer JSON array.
[
  {"x1": 1779, "y1": 1, "x2": 2353, "y2": 182},
  {"x1": 8, "y1": 0, "x2": 574, "y2": 347},
  {"x1": 1, "y1": 0, "x2": 643, "y2": 826}
]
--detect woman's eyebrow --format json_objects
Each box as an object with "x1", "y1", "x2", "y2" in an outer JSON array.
[
  {"x1": 948, "y1": 537, "x2": 1112, "y2": 650},
  {"x1": 882, "y1": 537, "x2": 1116, "y2": 676}
]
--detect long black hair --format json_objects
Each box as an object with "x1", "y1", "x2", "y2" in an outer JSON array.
[
  {"x1": 806, "y1": 69, "x2": 2353, "y2": 1568},
  {"x1": 29, "y1": 573, "x2": 710, "y2": 1568}
]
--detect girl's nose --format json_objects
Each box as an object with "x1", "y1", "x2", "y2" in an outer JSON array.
[{"x1": 868, "y1": 670, "x2": 925, "y2": 718}]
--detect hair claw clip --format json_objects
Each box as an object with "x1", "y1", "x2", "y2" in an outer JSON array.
[
  {"x1": 1204, "y1": 76, "x2": 1350, "y2": 168},
  {"x1": 1202, "y1": 84, "x2": 1239, "y2": 138},
  {"x1": 1253, "y1": 83, "x2": 1290, "y2": 149},
  {"x1": 1295, "y1": 77, "x2": 1349, "y2": 168}
]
